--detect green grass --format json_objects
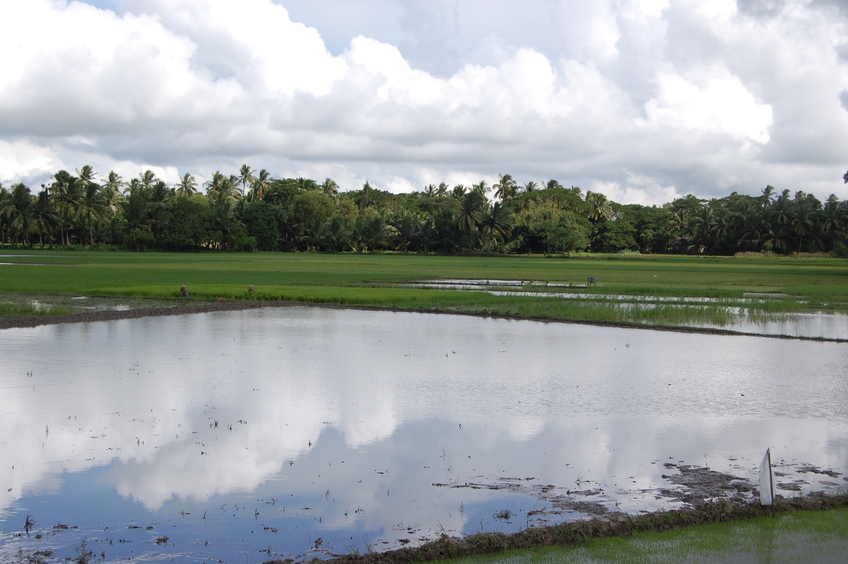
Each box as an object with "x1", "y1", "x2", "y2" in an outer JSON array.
[
  {"x1": 1, "y1": 250, "x2": 846, "y2": 326},
  {"x1": 442, "y1": 508, "x2": 848, "y2": 563},
  {"x1": 0, "y1": 300, "x2": 71, "y2": 318}
]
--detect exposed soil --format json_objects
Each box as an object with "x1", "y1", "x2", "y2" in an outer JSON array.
[{"x1": 659, "y1": 463, "x2": 754, "y2": 505}]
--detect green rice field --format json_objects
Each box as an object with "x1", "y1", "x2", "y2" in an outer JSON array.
[{"x1": 1, "y1": 250, "x2": 846, "y2": 326}]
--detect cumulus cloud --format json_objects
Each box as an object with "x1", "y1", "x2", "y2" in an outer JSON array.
[{"x1": 0, "y1": 0, "x2": 846, "y2": 203}]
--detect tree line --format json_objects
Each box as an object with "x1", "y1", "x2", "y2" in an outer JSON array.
[{"x1": 2, "y1": 165, "x2": 848, "y2": 256}]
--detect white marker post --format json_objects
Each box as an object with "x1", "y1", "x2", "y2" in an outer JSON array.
[{"x1": 759, "y1": 448, "x2": 774, "y2": 506}]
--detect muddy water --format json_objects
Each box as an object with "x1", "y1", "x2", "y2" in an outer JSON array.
[{"x1": 1, "y1": 307, "x2": 846, "y2": 562}]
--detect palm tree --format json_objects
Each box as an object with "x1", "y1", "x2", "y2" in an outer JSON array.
[
  {"x1": 0, "y1": 184, "x2": 10, "y2": 244},
  {"x1": 524, "y1": 181, "x2": 538, "y2": 193},
  {"x1": 139, "y1": 170, "x2": 157, "y2": 190},
  {"x1": 296, "y1": 177, "x2": 319, "y2": 191},
  {"x1": 51, "y1": 171, "x2": 82, "y2": 246},
  {"x1": 321, "y1": 215, "x2": 353, "y2": 252},
  {"x1": 455, "y1": 190, "x2": 486, "y2": 250},
  {"x1": 0, "y1": 183, "x2": 34, "y2": 246},
  {"x1": 238, "y1": 164, "x2": 255, "y2": 196},
  {"x1": 206, "y1": 173, "x2": 240, "y2": 203},
  {"x1": 451, "y1": 184, "x2": 467, "y2": 199},
  {"x1": 174, "y1": 172, "x2": 197, "y2": 199},
  {"x1": 208, "y1": 198, "x2": 243, "y2": 250},
  {"x1": 101, "y1": 171, "x2": 126, "y2": 217},
  {"x1": 493, "y1": 174, "x2": 518, "y2": 201},
  {"x1": 145, "y1": 181, "x2": 174, "y2": 243},
  {"x1": 354, "y1": 214, "x2": 391, "y2": 252},
  {"x1": 320, "y1": 178, "x2": 339, "y2": 197},
  {"x1": 359, "y1": 180, "x2": 374, "y2": 213},
  {"x1": 249, "y1": 169, "x2": 273, "y2": 201},
  {"x1": 761, "y1": 185, "x2": 775, "y2": 207},
  {"x1": 481, "y1": 202, "x2": 512, "y2": 251},
  {"x1": 30, "y1": 188, "x2": 60, "y2": 247},
  {"x1": 771, "y1": 189, "x2": 793, "y2": 227},
  {"x1": 103, "y1": 171, "x2": 125, "y2": 194},
  {"x1": 472, "y1": 180, "x2": 489, "y2": 196},
  {"x1": 78, "y1": 180, "x2": 107, "y2": 246},
  {"x1": 585, "y1": 191, "x2": 613, "y2": 222},
  {"x1": 389, "y1": 209, "x2": 421, "y2": 251},
  {"x1": 204, "y1": 171, "x2": 224, "y2": 194},
  {"x1": 822, "y1": 194, "x2": 842, "y2": 235},
  {"x1": 791, "y1": 193, "x2": 816, "y2": 252},
  {"x1": 690, "y1": 205, "x2": 714, "y2": 249}
]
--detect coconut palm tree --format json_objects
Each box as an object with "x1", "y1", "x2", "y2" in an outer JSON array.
[
  {"x1": 101, "y1": 171, "x2": 126, "y2": 218},
  {"x1": 174, "y1": 172, "x2": 197, "y2": 199},
  {"x1": 359, "y1": 180, "x2": 374, "y2": 213},
  {"x1": 103, "y1": 170, "x2": 125, "y2": 194},
  {"x1": 585, "y1": 191, "x2": 613, "y2": 223},
  {"x1": 51, "y1": 171, "x2": 82, "y2": 246},
  {"x1": 139, "y1": 170, "x2": 157, "y2": 190},
  {"x1": 0, "y1": 184, "x2": 10, "y2": 245},
  {"x1": 321, "y1": 215, "x2": 353, "y2": 252},
  {"x1": 493, "y1": 174, "x2": 518, "y2": 201},
  {"x1": 248, "y1": 169, "x2": 273, "y2": 201},
  {"x1": 455, "y1": 190, "x2": 486, "y2": 250},
  {"x1": 0, "y1": 183, "x2": 34, "y2": 246},
  {"x1": 423, "y1": 184, "x2": 438, "y2": 199},
  {"x1": 472, "y1": 180, "x2": 490, "y2": 196},
  {"x1": 320, "y1": 178, "x2": 339, "y2": 197},
  {"x1": 206, "y1": 173, "x2": 240, "y2": 204},
  {"x1": 354, "y1": 214, "x2": 391, "y2": 252},
  {"x1": 451, "y1": 184, "x2": 467, "y2": 200},
  {"x1": 78, "y1": 180, "x2": 107, "y2": 246},
  {"x1": 296, "y1": 177, "x2": 319, "y2": 191},
  {"x1": 238, "y1": 164, "x2": 255, "y2": 197},
  {"x1": 30, "y1": 188, "x2": 60, "y2": 247},
  {"x1": 822, "y1": 194, "x2": 843, "y2": 236},
  {"x1": 481, "y1": 202, "x2": 512, "y2": 251},
  {"x1": 204, "y1": 171, "x2": 225, "y2": 194},
  {"x1": 389, "y1": 209, "x2": 421, "y2": 252},
  {"x1": 791, "y1": 192, "x2": 816, "y2": 252}
]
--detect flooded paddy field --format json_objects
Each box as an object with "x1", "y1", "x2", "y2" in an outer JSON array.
[
  {"x1": 1, "y1": 306, "x2": 846, "y2": 562},
  {"x1": 402, "y1": 279, "x2": 848, "y2": 340}
]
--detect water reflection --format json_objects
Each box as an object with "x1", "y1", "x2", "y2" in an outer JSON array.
[
  {"x1": 1, "y1": 307, "x2": 846, "y2": 562},
  {"x1": 404, "y1": 279, "x2": 848, "y2": 339}
]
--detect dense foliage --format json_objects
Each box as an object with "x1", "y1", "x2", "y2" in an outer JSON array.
[{"x1": 2, "y1": 166, "x2": 847, "y2": 256}]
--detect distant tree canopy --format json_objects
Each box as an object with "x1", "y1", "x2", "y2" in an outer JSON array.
[{"x1": 1, "y1": 167, "x2": 847, "y2": 257}]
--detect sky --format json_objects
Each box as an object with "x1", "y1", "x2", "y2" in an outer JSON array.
[{"x1": 1, "y1": 0, "x2": 846, "y2": 206}]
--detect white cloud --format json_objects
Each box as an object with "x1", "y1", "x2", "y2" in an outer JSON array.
[
  {"x1": 0, "y1": 140, "x2": 62, "y2": 184},
  {"x1": 0, "y1": 0, "x2": 846, "y2": 204},
  {"x1": 644, "y1": 67, "x2": 773, "y2": 144}
]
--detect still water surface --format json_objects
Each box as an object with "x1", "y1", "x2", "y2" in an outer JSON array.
[{"x1": 1, "y1": 307, "x2": 846, "y2": 562}]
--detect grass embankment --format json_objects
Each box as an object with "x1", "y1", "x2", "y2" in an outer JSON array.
[
  {"x1": 321, "y1": 495, "x2": 848, "y2": 563},
  {"x1": 1, "y1": 250, "x2": 846, "y2": 327},
  {"x1": 442, "y1": 508, "x2": 848, "y2": 564}
]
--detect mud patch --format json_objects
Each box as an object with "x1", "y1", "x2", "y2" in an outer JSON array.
[
  {"x1": 659, "y1": 463, "x2": 753, "y2": 505},
  {"x1": 777, "y1": 481, "x2": 806, "y2": 491},
  {"x1": 434, "y1": 477, "x2": 614, "y2": 516},
  {"x1": 796, "y1": 465, "x2": 842, "y2": 478}
]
